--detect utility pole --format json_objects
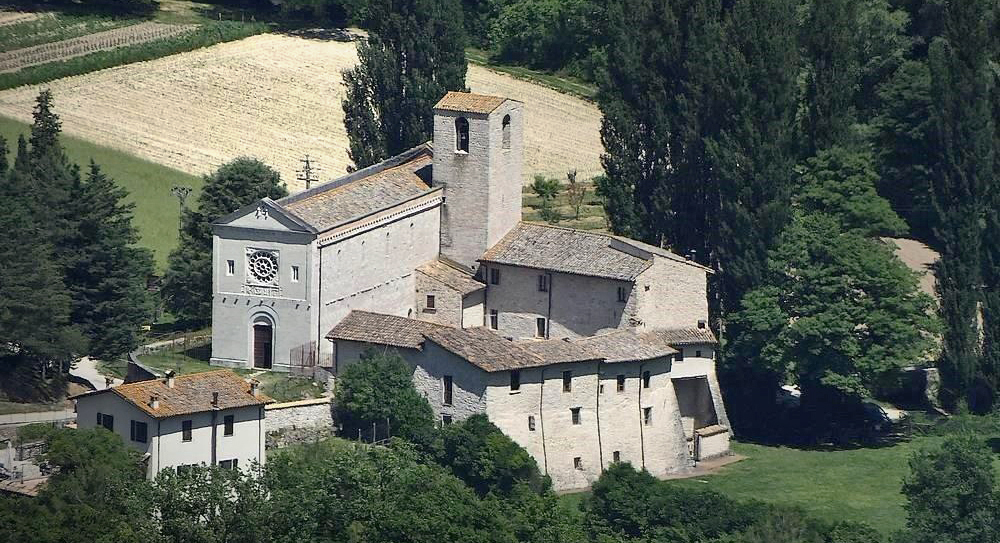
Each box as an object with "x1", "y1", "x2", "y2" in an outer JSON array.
[
  {"x1": 297, "y1": 155, "x2": 320, "y2": 191},
  {"x1": 170, "y1": 185, "x2": 192, "y2": 231}
]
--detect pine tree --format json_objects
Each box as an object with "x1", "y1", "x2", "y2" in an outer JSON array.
[
  {"x1": 342, "y1": 0, "x2": 467, "y2": 169},
  {"x1": 64, "y1": 162, "x2": 155, "y2": 360},
  {"x1": 927, "y1": 0, "x2": 993, "y2": 409},
  {"x1": 801, "y1": 0, "x2": 861, "y2": 153},
  {"x1": 163, "y1": 158, "x2": 287, "y2": 324}
]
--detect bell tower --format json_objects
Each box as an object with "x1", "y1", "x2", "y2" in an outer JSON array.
[{"x1": 433, "y1": 92, "x2": 523, "y2": 270}]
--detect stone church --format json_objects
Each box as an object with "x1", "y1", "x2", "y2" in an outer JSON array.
[{"x1": 210, "y1": 91, "x2": 730, "y2": 490}]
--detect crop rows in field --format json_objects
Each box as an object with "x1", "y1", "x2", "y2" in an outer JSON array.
[
  {"x1": 0, "y1": 34, "x2": 604, "y2": 192},
  {"x1": 0, "y1": 13, "x2": 136, "y2": 53},
  {"x1": 0, "y1": 22, "x2": 196, "y2": 73}
]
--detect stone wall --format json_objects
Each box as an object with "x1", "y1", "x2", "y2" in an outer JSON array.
[
  {"x1": 634, "y1": 256, "x2": 709, "y2": 330},
  {"x1": 265, "y1": 398, "x2": 335, "y2": 449},
  {"x1": 415, "y1": 270, "x2": 464, "y2": 327}
]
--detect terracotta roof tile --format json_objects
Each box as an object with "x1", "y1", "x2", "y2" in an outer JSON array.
[
  {"x1": 80, "y1": 370, "x2": 273, "y2": 419},
  {"x1": 641, "y1": 327, "x2": 719, "y2": 346},
  {"x1": 417, "y1": 259, "x2": 485, "y2": 295},
  {"x1": 325, "y1": 310, "x2": 447, "y2": 349},
  {"x1": 424, "y1": 327, "x2": 543, "y2": 372},
  {"x1": 481, "y1": 222, "x2": 652, "y2": 281},
  {"x1": 434, "y1": 91, "x2": 508, "y2": 114},
  {"x1": 277, "y1": 145, "x2": 436, "y2": 232}
]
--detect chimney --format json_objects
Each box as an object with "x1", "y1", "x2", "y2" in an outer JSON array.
[
  {"x1": 150, "y1": 394, "x2": 160, "y2": 409},
  {"x1": 165, "y1": 370, "x2": 176, "y2": 389},
  {"x1": 249, "y1": 379, "x2": 260, "y2": 397},
  {"x1": 211, "y1": 391, "x2": 219, "y2": 408}
]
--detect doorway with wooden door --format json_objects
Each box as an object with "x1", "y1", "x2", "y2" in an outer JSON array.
[{"x1": 252, "y1": 317, "x2": 273, "y2": 369}]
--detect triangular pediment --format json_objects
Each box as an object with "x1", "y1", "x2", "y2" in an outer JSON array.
[{"x1": 213, "y1": 198, "x2": 316, "y2": 233}]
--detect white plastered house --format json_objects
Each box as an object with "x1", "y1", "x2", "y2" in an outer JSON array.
[{"x1": 73, "y1": 370, "x2": 273, "y2": 478}]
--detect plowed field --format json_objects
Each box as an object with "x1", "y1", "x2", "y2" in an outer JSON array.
[{"x1": 0, "y1": 33, "x2": 604, "y2": 191}]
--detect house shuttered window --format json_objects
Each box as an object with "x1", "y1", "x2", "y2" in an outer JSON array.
[{"x1": 130, "y1": 420, "x2": 148, "y2": 443}]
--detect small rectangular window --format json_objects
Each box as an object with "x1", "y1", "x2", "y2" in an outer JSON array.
[
  {"x1": 130, "y1": 420, "x2": 148, "y2": 443},
  {"x1": 574, "y1": 457, "x2": 583, "y2": 470},
  {"x1": 291, "y1": 265, "x2": 299, "y2": 282},
  {"x1": 219, "y1": 459, "x2": 238, "y2": 470},
  {"x1": 676, "y1": 349, "x2": 685, "y2": 362},
  {"x1": 644, "y1": 407, "x2": 653, "y2": 426},
  {"x1": 562, "y1": 371, "x2": 572, "y2": 392},
  {"x1": 490, "y1": 268, "x2": 501, "y2": 285},
  {"x1": 510, "y1": 370, "x2": 520, "y2": 391},
  {"x1": 224, "y1": 414, "x2": 234, "y2": 436},
  {"x1": 489, "y1": 309, "x2": 499, "y2": 330},
  {"x1": 642, "y1": 371, "x2": 651, "y2": 389},
  {"x1": 571, "y1": 407, "x2": 581, "y2": 425},
  {"x1": 426, "y1": 294, "x2": 436, "y2": 309},
  {"x1": 613, "y1": 451, "x2": 621, "y2": 463},
  {"x1": 182, "y1": 420, "x2": 193, "y2": 442},
  {"x1": 535, "y1": 317, "x2": 547, "y2": 338},
  {"x1": 695, "y1": 350, "x2": 702, "y2": 358},
  {"x1": 538, "y1": 274, "x2": 548, "y2": 292},
  {"x1": 616, "y1": 374, "x2": 626, "y2": 392},
  {"x1": 442, "y1": 414, "x2": 453, "y2": 425},
  {"x1": 443, "y1": 375, "x2": 454, "y2": 406},
  {"x1": 617, "y1": 286, "x2": 627, "y2": 303},
  {"x1": 177, "y1": 464, "x2": 195, "y2": 475},
  {"x1": 528, "y1": 415, "x2": 536, "y2": 431},
  {"x1": 226, "y1": 260, "x2": 235, "y2": 276}
]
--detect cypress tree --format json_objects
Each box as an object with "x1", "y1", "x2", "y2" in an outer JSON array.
[
  {"x1": 342, "y1": 0, "x2": 467, "y2": 169},
  {"x1": 801, "y1": 0, "x2": 861, "y2": 153},
  {"x1": 65, "y1": 163, "x2": 155, "y2": 360},
  {"x1": 927, "y1": 0, "x2": 993, "y2": 409}
]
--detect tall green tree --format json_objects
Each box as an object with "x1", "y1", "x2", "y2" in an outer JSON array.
[
  {"x1": 63, "y1": 162, "x2": 154, "y2": 360},
  {"x1": 901, "y1": 435, "x2": 998, "y2": 543},
  {"x1": 342, "y1": 0, "x2": 467, "y2": 169},
  {"x1": 162, "y1": 157, "x2": 286, "y2": 324},
  {"x1": 435, "y1": 414, "x2": 547, "y2": 496},
  {"x1": 334, "y1": 349, "x2": 436, "y2": 445},
  {"x1": 800, "y1": 0, "x2": 861, "y2": 153},
  {"x1": 926, "y1": 0, "x2": 994, "y2": 409}
]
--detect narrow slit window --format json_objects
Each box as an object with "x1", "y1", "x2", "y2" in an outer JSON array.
[
  {"x1": 613, "y1": 451, "x2": 621, "y2": 463},
  {"x1": 562, "y1": 371, "x2": 572, "y2": 392},
  {"x1": 528, "y1": 415, "x2": 536, "y2": 431},
  {"x1": 455, "y1": 117, "x2": 470, "y2": 152},
  {"x1": 617, "y1": 286, "x2": 628, "y2": 303},
  {"x1": 643, "y1": 407, "x2": 653, "y2": 426},
  {"x1": 574, "y1": 457, "x2": 583, "y2": 470},
  {"x1": 617, "y1": 374, "x2": 626, "y2": 392},
  {"x1": 695, "y1": 350, "x2": 702, "y2": 358},
  {"x1": 224, "y1": 414, "x2": 234, "y2": 436},
  {"x1": 502, "y1": 114, "x2": 511, "y2": 149},
  {"x1": 490, "y1": 268, "x2": 501, "y2": 285},
  {"x1": 182, "y1": 420, "x2": 192, "y2": 442},
  {"x1": 291, "y1": 265, "x2": 299, "y2": 282},
  {"x1": 510, "y1": 370, "x2": 520, "y2": 391},
  {"x1": 538, "y1": 274, "x2": 548, "y2": 292},
  {"x1": 642, "y1": 371, "x2": 651, "y2": 389},
  {"x1": 226, "y1": 260, "x2": 235, "y2": 276},
  {"x1": 489, "y1": 309, "x2": 499, "y2": 330},
  {"x1": 443, "y1": 375, "x2": 454, "y2": 406},
  {"x1": 676, "y1": 349, "x2": 685, "y2": 362},
  {"x1": 571, "y1": 407, "x2": 581, "y2": 425}
]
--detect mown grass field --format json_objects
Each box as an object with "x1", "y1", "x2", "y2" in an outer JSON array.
[
  {"x1": 0, "y1": 114, "x2": 202, "y2": 270},
  {"x1": 560, "y1": 428, "x2": 1000, "y2": 535}
]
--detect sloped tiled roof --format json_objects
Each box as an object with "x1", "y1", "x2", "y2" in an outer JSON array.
[
  {"x1": 326, "y1": 310, "x2": 448, "y2": 349},
  {"x1": 519, "y1": 329, "x2": 678, "y2": 364},
  {"x1": 74, "y1": 370, "x2": 273, "y2": 419},
  {"x1": 424, "y1": 326, "x2": 544, "y2": 371},
  {"x1": 276, "y1": 145, "x2": 436, "y2": 232},
  {"x1": 481, "y1": 223, "x2": 652, "y2": 281},
  {"x1": 641, "y1": 327, "x2": 719, "y2": 346},
  {"x1": 417, "y1": 259, "x2": 485, "y2": 295},
  {"x1": 434, "y1": 91, "x2": 509, "y2": 114}
]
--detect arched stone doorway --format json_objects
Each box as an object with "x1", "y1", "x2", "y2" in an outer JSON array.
[{"x1": 251, "y1": 315, "x2": 273, "y2": 369}]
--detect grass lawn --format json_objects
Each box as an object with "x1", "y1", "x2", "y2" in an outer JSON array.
[
  {"x1": 0, "y1": 400, "x2": 66, "y2": 415},
  {"x1": 0, "y1": 115, "x2": 202, "y2": 270},
  {"x1": 560, "y1": 434, "x2": 1000, "y2": 535}
]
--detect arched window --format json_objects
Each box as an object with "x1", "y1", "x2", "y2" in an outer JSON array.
[
  {"x1": 502, "y1": 114, "x2": 511, "y2": 149},
  {"x1": 455, "y1": 117, "x2": 470, "y2": 153}
]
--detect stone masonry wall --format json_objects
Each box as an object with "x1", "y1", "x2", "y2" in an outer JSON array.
[
  {"x1": 634, "y1": 257, "x2": 709, "y2": 331},
  {"x1": 415, "y1": 271, "x2": 464, "y2": 327},
  {"x1": 265, "y1": 398, "x2": 335, "y2": 449}
]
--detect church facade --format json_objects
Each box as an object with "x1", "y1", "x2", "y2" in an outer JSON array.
[{"x1": 210, "y1": 92, "x2": 730, "y2": 490}]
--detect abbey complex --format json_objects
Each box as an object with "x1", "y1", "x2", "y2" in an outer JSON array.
[{"x1": 208, "y1": 92, "x2": 730, "y2": 490}]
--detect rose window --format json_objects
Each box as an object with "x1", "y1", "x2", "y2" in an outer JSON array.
[{"x1": 248, "y1": 251, "x2": 279, "y2": 284}]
